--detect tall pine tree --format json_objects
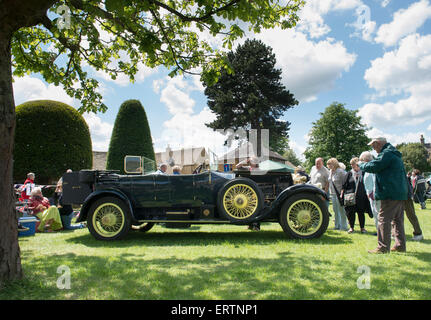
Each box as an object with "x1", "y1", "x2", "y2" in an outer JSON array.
[
  {"x1": 203, "y1": 39, "x2": 298, "y2": 155},
  {"x1": 106, "y1": 100, "x2": 155, "y2": 174}
]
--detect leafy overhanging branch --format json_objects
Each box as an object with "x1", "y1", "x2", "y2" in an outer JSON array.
[{"x1": 10, "y1": 0, "x2": 304, "y2": 113}]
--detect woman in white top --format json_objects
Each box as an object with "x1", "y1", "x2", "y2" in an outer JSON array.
[
  {"x1": 360, "y1": 151, "x2": 379, "y2": 234},
  {"x1": 327, "y1": 158, "x2": 348, "y2": 231}
]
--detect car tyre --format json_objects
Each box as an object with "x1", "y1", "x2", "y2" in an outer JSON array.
[
  {"x1": 87, "y1": 197, "x2": 132, "y2": 240},
  {"x1": 217, "y1": 178, "x2": 263, "y2": 222},
  {"x1": 279, "y1": 192, "x2": 329, "y2": 239}
]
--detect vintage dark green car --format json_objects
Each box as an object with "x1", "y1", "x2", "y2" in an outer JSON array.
[{"x1": 63, "y1": 156, "x2": 330, "y2": 241}]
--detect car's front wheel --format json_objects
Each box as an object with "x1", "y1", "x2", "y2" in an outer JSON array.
[
  {"x1": 87, "y1": 197, "x2": 132, "y2": 240},
  {"x1": 279, "y1": 192, "x2": 329, "y2": 239}
]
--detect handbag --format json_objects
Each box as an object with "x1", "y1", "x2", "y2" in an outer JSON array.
[{"x1": 343, "y1": 172, "x2": 359, "y2": 207}]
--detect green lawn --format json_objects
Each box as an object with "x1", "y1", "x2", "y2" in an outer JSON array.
[{"x1": 1, "y1": 202, "x2": 431, "y2": 300}]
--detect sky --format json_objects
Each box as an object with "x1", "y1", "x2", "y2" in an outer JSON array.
[{"x1": 12, "y1": 0, "x2": 431, "y2": 161}]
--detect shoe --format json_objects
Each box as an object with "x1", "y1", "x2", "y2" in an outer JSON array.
[
  {"x1": 17, "y1": 223, "x2": 29, "y2": 232},
  {"x1": 347, "y1": 228, "x2": 354, "y2": 234},
  {"x1": 390, "y1": 246, "x2": 406, "y2": 252},
  {"x1": 412, "y1": 234, "x2": 424, "y2": 241},
  {"x1": 360, "y1": 228, "x2": 367, "y2": 234},
  {"x1": 368, "y1": 248, "x2": 389, "y2": 254},
  {"x1": 373, "y1": 232, "x2": 378, "y2": 236}
]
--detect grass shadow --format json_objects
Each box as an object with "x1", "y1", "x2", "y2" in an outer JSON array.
[
  {"x1": 65, "y1": 228, "x2": 353, "y2": 248},
  {"x1": 4, "y1": 248, "x2": 429, "y2": 300}
]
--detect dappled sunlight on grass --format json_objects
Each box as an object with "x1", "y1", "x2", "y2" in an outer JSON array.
[{"x1": 2, "y1": 202, "x2": 431, "y2": 299}]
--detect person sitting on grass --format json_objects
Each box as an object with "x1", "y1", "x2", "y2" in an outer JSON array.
[{"x1": 28, "y1": 187, "x2": 63, "y2": 232}]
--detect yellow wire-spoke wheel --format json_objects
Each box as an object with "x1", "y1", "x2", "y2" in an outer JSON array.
[
  {"x1": 92, "y1": 202, "x2": 125, "y2": 238},
  {"x1": 286, "y1": 199, "x2": 323, "y2": 236},
  {"x1": 223, "y1": 184, "x2": 259, "y2": 219}
]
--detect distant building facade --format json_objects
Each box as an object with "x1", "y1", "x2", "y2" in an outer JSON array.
[
  {"x1": 92, "y1": 151, "x2": 107, "y2": 170},
  {"x1": 155, "y1": 146, "x2": 211, "y2": 174}
]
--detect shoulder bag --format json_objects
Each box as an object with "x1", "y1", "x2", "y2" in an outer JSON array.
[{"x1": 343, "y1": 173, "x2": 359, "y2": 207}]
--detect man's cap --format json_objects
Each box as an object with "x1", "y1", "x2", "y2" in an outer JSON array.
[{"x1": 367, "y1": 137, "x2": 386, "y2": 146}]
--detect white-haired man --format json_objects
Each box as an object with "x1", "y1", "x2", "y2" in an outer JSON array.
[
  {"x1": 155, "y1": 163, "x2": 168, "y2": 175},
  {"x1": 359, "y1": 137, "x2": 408, "y2": 253}
]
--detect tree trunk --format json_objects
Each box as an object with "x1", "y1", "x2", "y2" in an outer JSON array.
[{"x1": 0, "y1": 28, "x2": 22, "y2": 285}]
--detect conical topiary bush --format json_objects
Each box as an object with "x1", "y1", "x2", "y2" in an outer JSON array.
[{"x1": 106, "y1": 99, "x2": 155, "y2": 174}]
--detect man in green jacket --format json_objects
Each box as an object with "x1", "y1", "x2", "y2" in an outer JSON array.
[{"x1": 359, "y1": 137, "x2": 408, "y2": 254}]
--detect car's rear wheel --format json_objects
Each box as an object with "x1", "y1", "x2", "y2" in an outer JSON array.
[
  {"x1": 217, "y1": 178, "x2": 263, "y2": 222},
  {"x1": 87, "y1": 197, "x2": 132, "y2": 240},
  {"x1": 279, "y1": 192, "x2": 329, "y2": 239}
]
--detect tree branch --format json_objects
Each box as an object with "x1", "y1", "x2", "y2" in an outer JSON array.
[{"x1": 150, "y1": 0, "x2": 242, "y2": 22}]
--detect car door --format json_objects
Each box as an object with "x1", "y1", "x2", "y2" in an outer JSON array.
[
  {"x1": 154, "y1": 174, "x2": 171, "y2": 206},
  {"x1": 131, "y1": 174, "x2": 155, "y2": 207}
]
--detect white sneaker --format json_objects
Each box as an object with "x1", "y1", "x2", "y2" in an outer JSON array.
[{"x1": 412, "y1": 234, "x2": 424, "y2": 241}]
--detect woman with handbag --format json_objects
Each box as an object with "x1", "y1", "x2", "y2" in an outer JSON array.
[
  {"x1": 341, "y1": 157, "x2": 372, "y2": 234},
  {"x1": 327, "y1": 158, "x2": 348, "y2": 231}
]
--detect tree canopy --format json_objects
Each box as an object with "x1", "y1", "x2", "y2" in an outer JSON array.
[
  {"x1": 396, "y1": 142, "x2": 431, "y2": 174},
  {"x1": 283, "y1": 146, "x2": 302, "y2": 167},
  {"x1": 203, "y1": 38, "x2": 298, "y2": 155},
  {"x1": 303, "y1": 102, "x2": 370, "y2": 171},
  {"x1": 10, "y1": 0, "x2": 305, "y2": 114}
]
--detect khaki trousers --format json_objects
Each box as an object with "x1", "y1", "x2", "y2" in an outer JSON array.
[
  {"x1": 403, "y1": 199, "x2": 423, "y2": 236},
  {"x1": 377, "y1": 200, "x2": 406, "y2": 252}
]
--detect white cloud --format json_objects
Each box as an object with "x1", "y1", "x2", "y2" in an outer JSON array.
[
  {"x1": 153, "y1": 76, "x2": 227, "y2": 155},
  {"x1": 364, "y1": 33, "x2": 431, "y2": 94},
  {"x1": 360, "y1": 33, "x2": 431, "y2": 129},
  {"x1": 82, "y1": 112, "x2": 114, "y2": 152},
  {"x1": 289, "y1": 140, "x2": 306, "y2": 161},
  {"x1": 375, "y1": 0, "x2": 431, "y2": 47},
  {"x1": 256, "y1": 29, "x2": 357, "y2": 102},
  {"x1": 13, "y1": 76, "x2": 74, "y2": 106},
  {"x1": 155, "y1": 75, "x2": 203, "y2": 115},
  {"x1": 297, "y1": 0, "x2": 363, "y2": 38},
  {"x1": 348, "y1": 4, "x2": 377, "y2": 42},
  {"x1": 358, "y1": 85, "x2": 431, "y2": 127},
  {"x1": 366, "y1": 127, "x2": 426, "y2": 146}
]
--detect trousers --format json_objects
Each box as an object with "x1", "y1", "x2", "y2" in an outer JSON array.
[
  {"x1": 403, "y1": 199, "x2": 423, "y2": 236},
  {"x1": 377, "y1": 200, "x2": 406, "y2": 251}
]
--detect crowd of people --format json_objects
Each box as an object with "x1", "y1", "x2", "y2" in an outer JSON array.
[
  {"x1": 16, "y1": 170, "x2": 85, "y2": 233},
  {"x1": 306, "y1": 137, "x2": 425, "y2": 253},
  {"x1": 16, "y1": 137, "x2": 427, "y2": 254}
]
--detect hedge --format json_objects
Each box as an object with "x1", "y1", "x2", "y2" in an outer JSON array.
[
  {"x1": 106, "y1": 99, "x2": 155, "y2": 174},
  {"x1": 14, "y1": 100, "x2": 93, "y2": 184}
]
